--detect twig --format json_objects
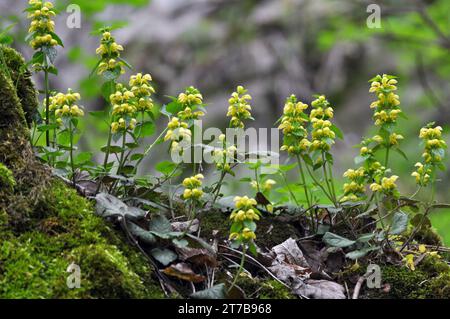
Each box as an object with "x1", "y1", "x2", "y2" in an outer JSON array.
[{"x1": 219, "y1": 245, "x2": 290, "y2": 289}]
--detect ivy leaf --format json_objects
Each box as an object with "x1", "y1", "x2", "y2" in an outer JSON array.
[
  {"x1": 150, "y1": 248, "x2": 178, "y2": 266},
  {"x1": 149, "y1": 214, "x2": 172, "y2": 234},
  {"x1": 389, "y1": 211, "x2": 408, "y2": 235},
  {"x1": 322, "y1": 232, "x2": 355, "y2": 248},
  {"x1": 190, "y1": 284, "x2": 226, "y2": 299},
  {"x1": 345, "y1": 246, "x2": 380, "y2": 260}
]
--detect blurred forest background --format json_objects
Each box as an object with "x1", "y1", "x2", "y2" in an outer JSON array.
[{"x1": 1, "y1": 0, "x2": 449, "y2": 243}]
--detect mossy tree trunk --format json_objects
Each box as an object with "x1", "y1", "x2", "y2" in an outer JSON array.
[{"x1": 0, "y1": 46, "x2": 164, "y2": 298}]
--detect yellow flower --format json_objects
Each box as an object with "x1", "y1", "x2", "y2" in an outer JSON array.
[
  {"x1": 418, "y1": 244, "x2": 427, "y2": 254},
  {"x1": 369, "y1": 183, "x2": 382, "y2": 192},
  {"x1": 242, "y1": 228, "x2": 256, "y2": 240},
  {"x1": 177, "y1": 86, "x2": 203, "y2": 107},
  {"x1": 227, "y1": 86, "x2": 252, "y2": 128},
  {"x1": 389, "y1": 133, "x2": 403, "y2": 145},
  {"x1": 404, "y1": 254, "x2": 415, "y2": 271},
  {"x1": 262, "y1": 179, "x2": 276, "y2": 192}
]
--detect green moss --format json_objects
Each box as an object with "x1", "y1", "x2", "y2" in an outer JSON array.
[
  {"x1": 259, "y1": 280, "x2": 295, "y2": 299},
  {"x1": 0, "y1": 45, "x2": 39, "y2": 125},
  {"x1": 0, "y1": 162, "x2": 15, "y2": 190},
  {"x1": 234, "y1": 275, "x2": 294, "y2": 299},
  {"x1": 0, "y1": 181, "x2": 164, "y2": 298},
  {"x1": 362, "y1": 256, "x2": 450, "y2": 299},
  {"x1": 0, "y1": 46, "x2": 164, "y2": 298}
]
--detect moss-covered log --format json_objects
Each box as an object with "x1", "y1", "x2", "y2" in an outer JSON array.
[{"x1": 0, "y1": 45, "x2": 164, "y2": 298}]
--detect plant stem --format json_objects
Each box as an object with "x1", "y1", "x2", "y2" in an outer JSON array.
[
  {"x1": 44, "y1": 69, "x2": 50, "y2": 147},
  {"x1": 296, "y1": 155, "x2": 311, "y2": 208},
  {"x1": 228, "y1": 245, "x2": 247, "y2": 292},
  {"x1": 68, "y1": 120, "x2": 75, "y2": 186},
  {"x1": 102, "y1": 127, "x2": 113, "y2": 171},
  {"x1": 118, "y1": 131, "x2": 127, "y2": 174},
  {"x1": 304, "y1": 158, "x2": 336, "y2": 206},
  {"x1": 384, "y1": 146, "x2": 390, "y2": 167}
]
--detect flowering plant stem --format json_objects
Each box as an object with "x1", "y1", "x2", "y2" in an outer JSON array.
[
  {"x1": 44, "y1": 68, "x2": 50, "y2": 147},
  {"x1": 68, "y1": 119, "x2": 76, "y2": 186},
  {"x1": 304, "y1": 158, "x2": 336, "y2": 207},
  {"x1": 384, "y1": 145, "x2": 390, "y2": 167},
  {"x1": 296, "y1": 155, "x2": 311, "y2": 208},
  {"x1": 228, "y1": 245, "x2": 247, "y2": 293}
]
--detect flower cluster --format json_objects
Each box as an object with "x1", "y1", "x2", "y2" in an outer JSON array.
[
  {"x1": 341, "y1": 168, "x2": 366, "y2": 202},
  {"x1": 27, "y1": 0, "x2": 59, "y2": 50},
  {"x1": 369, "y1": 74, "x2": 402, "y2": 128},
  {"x1": 164, "y1": 117, "x2": 191, "y2": 156},
  {"x1": 212, "y1": 135, "x2": 236, "y2": 172},
  {"x1": 279, "y1": 95, "x2": 310, "y2": 155},
  {"x1": 227, "y1": 86, "x2": 253, "y2": 128},
  {"x1": 411, "y1": 125, "x2": 446, "y2": 186},
  {"x1": 250, "y1": 179, "x2": 276, "y2": 193},
  {"x1": 49, "y1": 89, "x2": 84, "y2": 119},
  {"x1": 95, "y1": 29, "x2": 126, "y2": 76},
  {"x1": 177, "y1": 86, "x2": 205, "y2": 120},
  {"x1": 229, "y1": 196, "x2": 260, "y2": 243},
  {"x1": 309, "y1": 95, "x2": 336, "y2": 152},
  {"x1": 182, "y1": 174, "x2": 204, "y2": 200},
  {"x1": 369, "y1": 175, "x2": 399, "y2": 196},
  {"x1": 109, "y1": 84, "x2": 137, "y2": 134},
  {"x1": 178, "y1": 86, "x2": 203, "y2": 108},
  {"x1": 419, "y1": 125, "x2": 446, "y2": 165},
  {"x1": 129, "y1": 73, "x2": 155, "y2": 112}
]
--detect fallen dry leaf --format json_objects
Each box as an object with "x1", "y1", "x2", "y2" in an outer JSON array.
[
  {"x1": 266, "y1": 238, "x2": 346, "y2": 299},
  {"x1": 171, "y1": 219, "x2": 199, "y2": 233},
  {"x1": 162, "y1": 262, "x2": 205, "y2": 283},
  {"x1": 293, "y1": 279, "x2": 346, "y2": 299},
  {"x1": 176, "y1": 246, "x2": 218, "y2": 268}
]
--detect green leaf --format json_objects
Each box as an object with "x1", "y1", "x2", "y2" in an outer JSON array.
[
  {"x1": 101, "y1": 80, "x2": 115, "y2": 100},
  {"x1": 190, "y1": 284, "x2": 226, "y2": 299},
  {"x1": 127, "y1": 222, "x2": 157, "y2": 245},
  {"x1": 389, "y1": 211, "x2": 408, "y2": 235},
  {"x1": 322, "y1": 232, "x2": 355, "y2": 248},
  {"x1": 137, "y1": 121, "x2": 155, "y2": 137},
  {"x1": 165, "y1": 100, "x2": 183, "y2": 115},
  {"x1": 100, "y1": 145, "x2": 123, "y2": 153},
  {"x1": 346, "y1": 246, "x2": 380, "y2": 260},
  {"x1": 150, "y1": 248, "x2": 178, "y2": 266},
  {"x1": 331, "y1": 124, "x2": 344, "y2": 139},
  {"x1": 356, "y1": 233, "x2": 376, "y2": 243},
  {"x1": 42, "y1": 46, "x2": 57, "y2": 64},
  {"x1": 130, "y1": 153, "x2": 144, "y2": 161},
  {"x1": 49, "y1": 31, "x2": 64, "y2": 47},
  {"x1": 394, "y1": 148, "x2": 408, "y2": 161},
  {"x1": 155, "y1": 161, "x2": 177, "y2": 176},
  {"x1": 149, "y1": 214, "x2": 172, "y2": 234},
  {"x1": 74, "y1": 151, "x2": 92, "y2": 164}
]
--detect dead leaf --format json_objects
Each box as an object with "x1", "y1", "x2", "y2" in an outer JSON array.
[
  {"x1": 171, "y1": 219, "x2": 199, "y2": 233},
  {"x1": 176, "y1": 246, "x2": 218, "y2": 268},
  {"x1": 293, "y1": 279, "x2": 346, "y2": 299},
  {"x1": 266, "y1": 238, "x2": 311, "y2": 282},
  {"x1": 265, "y1": 238, "x2": 346, "y2": 299},
  {"x1": 162, "y1": 262, "x2": 205, "y2": 283}
]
